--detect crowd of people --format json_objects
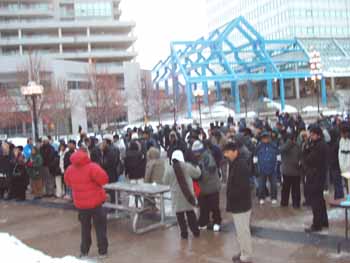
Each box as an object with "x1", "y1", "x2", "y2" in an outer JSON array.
[{"x1": 1, "y1": 111, "x2": 350, "y2": 262}]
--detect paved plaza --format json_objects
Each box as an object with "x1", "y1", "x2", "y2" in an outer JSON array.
[{"x1": 1, "y1": 188, "x2": 350, "y2": 263}]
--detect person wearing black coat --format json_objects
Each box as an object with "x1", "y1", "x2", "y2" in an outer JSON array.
[
  {"x1": 167, "y1": 131, "x2": 187, "y2": 163},
  {"x1": 10, "y1": 147, "x2": 28, "y2": 201},
  {"x1": 125, "y1": 140, "x2": 146, "y2": 181},
  {"x1": 303, "y1": 126, "x2": 329, "y2": 233},
  {"x1": 63, "y1": 140, "x2": 76, "y2": 199},
  {"x1": 223, "y1": 142, "x2": 252, "y2": 263},
  {"x1": 0, "y1": 143, "x2": 12, "y2": 199},
  {"x1": 101, "y1": 135, "x2": 120, "y2": 205},
  {"x1": 84, "y1": 137, "x2": 102, "y2": 165},
  {"x1": 40, "y1": 137, "x2": 56, "y2": 197}
]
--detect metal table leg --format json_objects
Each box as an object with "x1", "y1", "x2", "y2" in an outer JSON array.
[
  {"x1": 160, "y1": 193, "x2": 165, "y2": 224},
  {"x1": 346, "y1": 208, "x2": 348, "y2": 241},
  {"x1": 338, "y1": 207, "x2": 349, "y2": 253}
]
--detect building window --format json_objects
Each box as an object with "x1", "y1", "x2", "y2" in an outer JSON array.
[{"x1": 75, "y1": 2, "x2": 112, "y2": 18}]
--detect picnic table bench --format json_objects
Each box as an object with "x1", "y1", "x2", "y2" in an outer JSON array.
[
  {"x1": 329, "y1": 198, "x2": 350, "y2": 253},
  {"x1": 103, "y1": 182, "x2": 174, "y2": 234}
]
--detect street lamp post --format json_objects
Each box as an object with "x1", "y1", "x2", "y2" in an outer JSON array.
[
  {"x1": 193, "y1": 88, "x2": 204, "y2": 126},
  {"x1": 21, "y1": 81, "x2": 44, "y2": 143},
  {"x1": 309, "y1": 48, "x2": 322, "y2": 114}
]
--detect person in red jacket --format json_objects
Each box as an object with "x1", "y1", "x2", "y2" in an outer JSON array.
[{"x1": 64, "y1": 149, "x2": 109, "y2": 259}]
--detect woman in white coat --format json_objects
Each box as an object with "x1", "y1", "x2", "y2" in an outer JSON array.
[{"x1": 339, "y1": 125, "x2": 350, "y2": 193}]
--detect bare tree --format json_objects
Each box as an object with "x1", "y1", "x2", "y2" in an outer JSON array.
[
  {"x1": 16, "y1": 52, "x2": 51, "y2": 121},
  {"x1": 0, "y1": 88, "x2": 16, "y2": 134},
  {"x1": 42, "y1": 78, "x2": 73, "y2": 136},
  {"x1": 87, "y1": 63, "x2": 123, "y2": 133},
  {"x1": 141, "y1": 75, "x2": 153, "y2": 123}
]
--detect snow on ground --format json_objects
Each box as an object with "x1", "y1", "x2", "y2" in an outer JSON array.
[
  {"x1": 301, "y1": 105, "x2": 341, "y2": 116},
  {"x1": 0, "y1": 233, "x2": 89, "y2": 263},
  {"x1": 125, "y1": 101, "x2": 258, "y2": 131},
  {"x1": 263, "y1": 98, "x2": 297, "y2": 113}
]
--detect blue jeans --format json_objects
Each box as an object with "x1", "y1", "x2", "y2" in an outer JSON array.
[{"x1": 258, "y1": 173, "x2": 277, "y2": 200}]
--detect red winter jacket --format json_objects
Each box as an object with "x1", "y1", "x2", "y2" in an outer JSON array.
[{"x1": 64, "y1": 150, "x2": 109, "y2": 209}]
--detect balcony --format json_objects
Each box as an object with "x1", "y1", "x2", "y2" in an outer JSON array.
[
  {"x1": 0, "y1": 8, "x2": 53, "y2": 18},
  {"x1": 0, "y1": 35, "x2": 136, "y2": 50},
  {"x1": 52, "y1": 50, "x2": 137, "y2": 61},
  {"x1": 0, "y1": 20, "x2": 136, "y2": 32}
]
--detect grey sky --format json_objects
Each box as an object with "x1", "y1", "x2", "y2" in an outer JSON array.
[{"x1": 121, "y1": 0, "x2": 207, "y2": 70}]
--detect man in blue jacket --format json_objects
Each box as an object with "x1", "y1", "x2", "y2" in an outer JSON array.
[{"x1": 254, "y1": 131, "x2": 280, "y2": 205}]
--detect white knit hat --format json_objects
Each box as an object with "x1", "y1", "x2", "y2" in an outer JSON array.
[
  {"x1": 131, "y1": 132, "x2": 139, "y2": 140},
  {"x1": 191, "y1": 140, "x2": 204, "y2": 153},
  {"x1": 171, "y1": 150, "x2": 185, "y2": 163},
  {"x1": 103, "y1": 134, "x2": 113, "y2": 142}
]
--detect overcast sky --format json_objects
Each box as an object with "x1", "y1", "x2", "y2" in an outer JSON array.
[{"x1": 121, "y1": 0, "x2": 207, "y2": 70}]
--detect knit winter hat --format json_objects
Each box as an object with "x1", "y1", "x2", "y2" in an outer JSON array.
[
  {"x1": 131, "y1": 132, "x2": 139, "y2": 140},
  {"x1": 191, "y1": 140, "x2": 204, "y2": 153},
  {"x1": 103, "y1": 134, "x2": 114, "y2": 142},
  {"x1": 172, "y1": 150, "x2": 185, "y2": 163}
]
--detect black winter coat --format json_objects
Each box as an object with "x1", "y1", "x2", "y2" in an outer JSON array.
[
  {"x1": 64, "y1": 149, "x2": 75, "y2": 171},
  {"x1": 167, "y1": 140, "x2": 187, "y2": 161},
  {"x1": 226, "y1": 156, "x2": 252, "y2": 213},
  {"x1": 303, "y1": 139, "x2": 328, "y2": 197},
  {"x1": 0, "y1": 155, "x2": 12, "y2": 189},
  {"x1": 40, "y1": 144, "x2": 55, "y2": 168},
  {"x1": 101, "y1": 145, "x2": 119, "y2": 183},
  {"x1": 125, "y1": 149, "x2": 145, "y2": 180}
]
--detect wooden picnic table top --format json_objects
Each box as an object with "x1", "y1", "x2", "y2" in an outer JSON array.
[{"x1": 104, "y1": 182, "x2": 170, "y2": 195}]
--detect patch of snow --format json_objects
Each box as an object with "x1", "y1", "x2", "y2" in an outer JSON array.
[
  {"x1": 328, "y1": 252, "x2": 350, "y2": 260},
  {"x1": 263, "y1": 98, "x2": 297, "y2": 113},
  {"x1": 6, "y1": 137, "x2": 27, "y2": 147},
  {"x1": 327, "y1": 208, "x2": 344, "y2": 221},
  {"x1": 302, "y1": 106, "x2": 319, "y2": 112},
  {"x1": 0, "y1": 233, "x2": 89, "y2": 263}
]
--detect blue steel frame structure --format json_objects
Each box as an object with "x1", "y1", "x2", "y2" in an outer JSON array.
[{"x1": 152, "y1": 16, "x2": 327, "y2": 118}]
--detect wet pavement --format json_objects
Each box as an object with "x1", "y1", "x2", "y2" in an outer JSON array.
[{"x1": 1, "y1": 191, "x2": 350, "y2": 263}]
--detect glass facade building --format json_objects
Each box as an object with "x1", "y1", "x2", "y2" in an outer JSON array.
[
  {"x1": 206, "y1": 0, "x2": 350, "y2": 96},
  {"x1": 206, "y1": 0, "x2": 350, "y2": 39}
]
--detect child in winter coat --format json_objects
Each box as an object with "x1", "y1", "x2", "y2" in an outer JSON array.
[
  {"x1": 192, "y1": 140, "x2": 222, "y2": 232},
  {"x1": 163, "y1": 150, "x2": 201, "y2": 239}
]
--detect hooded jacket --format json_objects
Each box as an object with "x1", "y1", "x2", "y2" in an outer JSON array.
[
  {"x1": 145, "y1": 147, "x2": 165, "y2": 184},
  {"x1": 64, "y1": 150, "x2": 109, "y2": 209}
]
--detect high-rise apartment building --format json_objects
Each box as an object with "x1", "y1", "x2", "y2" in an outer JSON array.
[
  {"x1": 0, "y1": 0, "x2": 136, "y2": 74},
  {"x1": 0, "y1": 1, "x2": 145, "y2": 136}
]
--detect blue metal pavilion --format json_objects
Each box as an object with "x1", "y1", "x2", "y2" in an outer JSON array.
[{"x1": 152, "y1": 16, "x2": 327, "y2": 118}]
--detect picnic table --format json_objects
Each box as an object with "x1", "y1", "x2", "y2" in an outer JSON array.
[
  {"x1": 103, "y1": 182, "x2": 173, "y2": 234},
  {"x1": 329, "y1": 198, "x2": 350, "y2": 253}
]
